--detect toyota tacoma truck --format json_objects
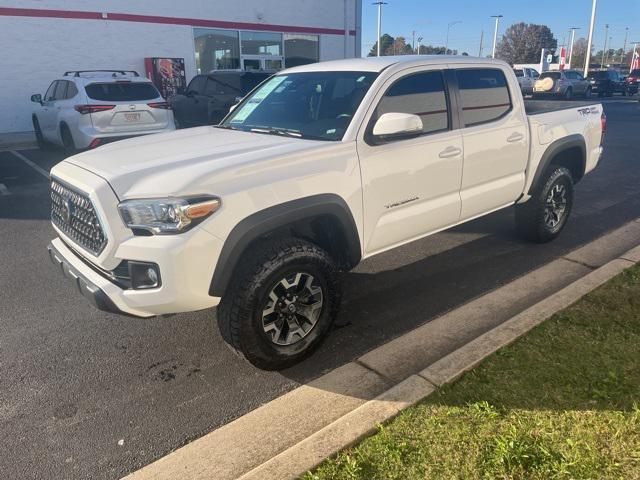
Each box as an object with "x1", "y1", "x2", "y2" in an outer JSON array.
[{"x1": 47, "y1": 56, "x2": 605, "y2": 369}]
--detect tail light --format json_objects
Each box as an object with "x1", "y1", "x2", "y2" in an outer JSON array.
[
  {"x1": 600, "y1": 112, "x2": 607, "y2": 146},
  {"x1": 74, "y1": 104, "x2": 115, "y2": 114},
  {"x1": 148, "y1": 101, "x2": 170, "y2": 109},
  {"x1": 89, "y1": 138, "x2": 102, "y2": 149}
]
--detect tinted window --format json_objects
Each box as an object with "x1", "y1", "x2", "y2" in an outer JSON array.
[
  {"x1": 242, "y1": 73, "x2": 271, "y2": 93},
  {"x1": 66, "y1": 82, "x2": 79, "y2": 99},
  {"x1": 53, "y1": 81, "x2": 68, "y2": 100},
  {"x1": 221, "y1": 71, "x2": 378, "y2": 141},
  {"x1": 456, "y1": 69, "x2": 511, "y2": 127},
  {"x1": 589, "y1": 71, "x2": 608, "y2": 79},
  {"x1": 513, "y1": 69, "x2": 524, "y2": 77},
  {"x1": 44, "y1": 81, "x2": 57, "y2": 101},
  {"x1": 85, "y1": 82, "x2": 159, "y2": 101},
  {"x1": 527, "y1": 69, "x2": 540, "y2": 78},
  {"x1": 540, "y1": 72, "x2": 561, "y2": 80},
  {"x1": 187, "y1": 76, "x2": 206, "y2": 95},
  {"x1": 205, "y1": 77, "x2": 240, "y2": 96},
  {"x1": 375, "y1": 71, "x2": 448, "y2": 135}
]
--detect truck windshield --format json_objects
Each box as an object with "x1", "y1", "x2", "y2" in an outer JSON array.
[{"x1": 219, "y1": 71, "x2": 378, "y2": 141}]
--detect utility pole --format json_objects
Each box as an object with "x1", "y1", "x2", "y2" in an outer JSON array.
[
  {"x1": 601, "y1": 23, "x2": 609, "y2": 66},
  {"x1": 479, "y1": 30, "x2": 484, "y2": 57},
  {"x1": 412, "y1": 30, "x2": 416, "y2": 53},
  {"x1": 445, "y1": 20, "x2": 461, "y2": 55},
  {"x1": 373, "y1": 2, "x2": 388, "y2": 57},
  {"x1": 568, "y1": 27, "x2": 580, "y2": 68},
  {"x1": 491, "y1": 15, "x2": 503, "y2": 59},
  {"x1": 621, "y1": 27, "x2": 629, "y2": 63},
  {"x1": 584, "y1": 0, "x2": 597, "y2": 77}
]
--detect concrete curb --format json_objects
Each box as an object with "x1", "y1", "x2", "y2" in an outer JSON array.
[
  {"x1": 123, "y1": 220, "x2": 640, "y2": 480},
  {"x1": 240, "y1": 253, "x2": 638, "y2": 480}
]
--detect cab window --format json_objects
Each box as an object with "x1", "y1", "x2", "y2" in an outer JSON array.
[
  {"x1": 373, "y1": 70, "x2": 449, "y2": 136},
  {"x1": 187, "y1": 76, "x2": 206, "y2": 95},
  {"x1": 456, "y1": 68, "x2": 511, "y2": 127},
  {"x1": 53, "y1": 81, "x2": 68, "y2": 100}
]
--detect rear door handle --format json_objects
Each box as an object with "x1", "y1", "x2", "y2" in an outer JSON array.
[
  {"x1": 507, "y1": 132, "x2": 525, "y2": 143},
  {"x1": 438, "y1": 146, "x2": 462, "y2": 159}
]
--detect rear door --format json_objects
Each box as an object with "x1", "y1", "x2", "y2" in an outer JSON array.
[
  {"x1": 451, "y1": 66, "x2": 528, "y2": 220},
  {"x1": 84, "y1": 81, "x2": 169, "y2": 134}
]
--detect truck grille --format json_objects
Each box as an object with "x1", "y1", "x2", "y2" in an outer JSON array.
[{"x1": 51, "y1": 178, "x2": 107, "y2": 256}]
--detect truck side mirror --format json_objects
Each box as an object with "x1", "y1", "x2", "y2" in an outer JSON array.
[
  {"x1": 372, "y1": 112, "x2": 423, "y2": 140},
  {"x1": 31, "y1": 93, "x2": 43, "y2": 105}
]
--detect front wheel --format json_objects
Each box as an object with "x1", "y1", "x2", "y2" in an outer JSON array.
[
  {"x1": 515, "y1": 166, "x2": 574, "y2": 243},
  {"x1": 217, "y1": 238, "x2": 341, "y2": 370}
]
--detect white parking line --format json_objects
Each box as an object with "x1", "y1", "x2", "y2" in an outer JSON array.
[
  {"x1": 0, "y1": 183, "x2": 10, "y2": 196},
  {"x1": 9, "y1": 150, "x2": 49, "y2": 179}
]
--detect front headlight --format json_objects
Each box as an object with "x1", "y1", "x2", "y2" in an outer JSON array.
[{"x1": 118, "y1": 196, "x2": 221, "y2": 234}]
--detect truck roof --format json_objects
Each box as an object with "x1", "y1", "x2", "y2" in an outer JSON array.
[{"x1": 284, "y1": 55, "x2": 508, "y2": 74}]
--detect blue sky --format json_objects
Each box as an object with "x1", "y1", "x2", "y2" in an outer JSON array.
[{"x1": 362, "y1": 0, "x2": 640, "y2": 56}]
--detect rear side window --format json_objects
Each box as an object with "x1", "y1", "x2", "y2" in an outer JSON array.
[
  {"x1": 456, "y1": 68, "x2": 511, "y2": 127},
  {"x1": 374, "y1": 71, "x2": 449, "y2": 135},
  {"x1": 513, "y1": 69, "x2": 524, "y2": 77},
  {"x1": 242, "y1": 74, "x2": 270, "y2": 93},
  {"x1": 66, "y1": 82, "x2": 79, "y2": 99},
  {"x1": 85, "y1": 82, "x2": 160, "y2": 101},
  {"x1": 205, "y1": 78, "x2": 240, "y2": 96}
]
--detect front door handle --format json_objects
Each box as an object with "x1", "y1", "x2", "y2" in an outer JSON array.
[
  {"x1": 507, "y1": 132, "x2": 525, "y2": 143},
  {"x1": 438, "y1": 146, "x2": 462, "y2": 158}
]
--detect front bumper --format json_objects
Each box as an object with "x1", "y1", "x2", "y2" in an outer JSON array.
[{"x1": 47, "y1": 228, "x2": 223, "y2": 318}]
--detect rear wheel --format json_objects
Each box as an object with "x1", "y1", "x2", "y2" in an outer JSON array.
[
  {"x1": 516, "y1": 166, "x2": 574, "y2": 243},
  {"x1": 217, "y1": 238, "x2": 341, "y2": 370},
  {"x1": 32, "y1": 116, "x2": 48, "y2": 150},
  {"x1": 60, "y1": 124, "x2": 76, "y2": 152},
  {"x1": 563, "y1": 88, "x2": 573, "y2": 101}
]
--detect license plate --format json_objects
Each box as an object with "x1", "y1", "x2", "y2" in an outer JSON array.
[{"x1": 124, "y1": 112, "x2": 141, "y2": 122}]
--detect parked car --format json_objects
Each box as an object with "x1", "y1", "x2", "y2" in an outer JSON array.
[
  {"x1": 586, "y1": 70, "x2": 627, "y2": 97},
  {"x1": 513, "y1": 67, "x2": 539, "y2": 95},
  {"x1": 47, "y1": 56, "x2": 605, "y2": 369},
  {"x1": 30, "y1": 70, "x2": 175, "y2": 151},
  {"x1": 171, "y1": 70, "x2": 273, "y2": 128},
  {"x1": 533, "y1": 70, "x2": 591, "y2": 100},
  {"x1": 625, "y1": 69, "x2": 640, "y2": 95}
]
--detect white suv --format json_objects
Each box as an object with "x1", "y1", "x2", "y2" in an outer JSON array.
[{"x1": 31, "y1": 70, "x2": 175, "y2": 150}]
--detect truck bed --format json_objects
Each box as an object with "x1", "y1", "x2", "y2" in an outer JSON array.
[{"x1": 524, "y1": 100, "x2": 595, "y2": 115}]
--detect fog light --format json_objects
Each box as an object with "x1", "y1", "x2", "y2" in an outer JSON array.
[{"x1": 129, "y1": 262, "x2": 161, "y2": 290}]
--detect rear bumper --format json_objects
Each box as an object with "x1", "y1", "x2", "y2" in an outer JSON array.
[{"x1": 73, "y1": 123, "x2": 176, "y2": 149}]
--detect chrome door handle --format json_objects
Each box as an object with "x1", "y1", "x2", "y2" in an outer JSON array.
[
  {"x1": 438, "y1": 146, "x2": 462, "y2": 158},
  {"x1": 507, "y1": 132, "x2": 524, "y2": 143}
]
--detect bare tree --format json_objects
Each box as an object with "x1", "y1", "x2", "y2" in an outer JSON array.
[{"x1": 496, "y1": 22, "x2": 557, "y2": 64}]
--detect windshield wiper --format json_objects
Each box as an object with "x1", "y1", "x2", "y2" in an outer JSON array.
[{"x1": 248, "y1": 127, "x2": 303, "y2": 138}]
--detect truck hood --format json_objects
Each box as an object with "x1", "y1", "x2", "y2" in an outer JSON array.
[{"x1": 63, "y1": 126, "x2": 328, "y2": 198}]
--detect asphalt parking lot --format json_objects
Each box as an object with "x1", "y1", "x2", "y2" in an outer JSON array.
[{"x1": 1, "y1": 97, "x2": 640, "y2": 479}]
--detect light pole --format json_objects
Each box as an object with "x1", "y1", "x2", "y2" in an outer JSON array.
[
  {"x1": 621, "y1": 27, "x2": 629, "y2": 63},
  {"x1": 601, "y1": 23, "x2": 609, "y2": 66},
  {"x1": 584, "y1": 0, "x2": 597, "y2": 77},
  {"x1": 479, "y1": 30, "x2": 484, "y2": 57},
  {"x1": 568, "y1": 27, "x2": 580, "y2": 68},
  {"x1": 445, "y1": 21, "x2": 461, "y2": 55},
  {"x1": 417, "y1": 36, "x2": 423, "y2": 55},
  {"x1": 373, "y1": 2, "x2": 388, "y2": 57},
  {"x1": 491, "y1": 15, "x2": 503, "y2": 59}
]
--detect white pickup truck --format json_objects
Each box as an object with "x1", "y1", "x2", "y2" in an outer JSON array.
[{"x1": 47, "y1": 56, "x2": 605, "y2": 369}]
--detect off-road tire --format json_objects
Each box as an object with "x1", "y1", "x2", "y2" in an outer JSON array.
[
  {"x1": 515, "y1": 166, "x2": 574, "y2": 243},
  {"x1": 217, "y1": 237, "x2": 341, "y2": 370}
]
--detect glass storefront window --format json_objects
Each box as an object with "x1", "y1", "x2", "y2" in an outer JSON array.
[
  {"x1": 194, "y1": 28, "x2": 240, "y2": 72},
  {"x1": 241, "y1": 31, "x2": 282, "y2": 56},
  {"x1": 284, "y1": 34, "x2": 319, "y2": 68}
]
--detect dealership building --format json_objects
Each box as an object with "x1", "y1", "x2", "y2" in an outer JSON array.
[{"x1": 0, "y1": 1, "x2": 362, "y2": 133}]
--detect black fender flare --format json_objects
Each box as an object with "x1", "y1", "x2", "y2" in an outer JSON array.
[
  {"x1": 209, "y1": 194, "x2": 361, "y2": 297},
  {"x1": 528, "y1": 134, "x2": 586, "y2": 194}
]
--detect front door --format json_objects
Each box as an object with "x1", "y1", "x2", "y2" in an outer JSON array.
[{"x1": 357, "y1": 67, "x2": 464, "y2": 256}]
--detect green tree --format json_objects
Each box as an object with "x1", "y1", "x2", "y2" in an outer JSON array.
[
  {"x1": 368, "y1": 34, "x2": 394, "y2": 56},
  {"x1": 416, "y1": 44, "x2": 457, "y2": 55},
  {"x1": 385, "y1": 36, "x2": 413, "y2": 55},
  {"x1": 496, "y1": 22, "x2": 557, "y2": 64}
]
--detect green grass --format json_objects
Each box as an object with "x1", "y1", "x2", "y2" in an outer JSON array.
[{"x1": 303, "y1": 265, "x2": 640, "y2": 480}]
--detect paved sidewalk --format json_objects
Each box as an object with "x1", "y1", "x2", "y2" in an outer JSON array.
[{"x1": 0, "y1": 131, "x2": 37, "y2": 151}]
